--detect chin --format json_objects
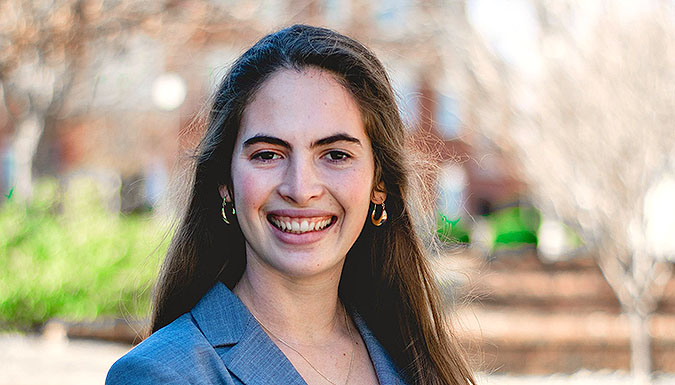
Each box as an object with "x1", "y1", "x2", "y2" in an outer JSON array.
[{"x1": 269, "y1": 254, "x2": 344, "y2": 279}]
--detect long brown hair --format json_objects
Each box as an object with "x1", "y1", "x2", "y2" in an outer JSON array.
[{"x1": 151, "y1": 25, "x2": 475, "y2": 385}]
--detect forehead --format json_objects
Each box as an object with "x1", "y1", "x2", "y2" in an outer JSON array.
[{"x1": 238, "y1": 67, "x2": 368, "y2": 145}]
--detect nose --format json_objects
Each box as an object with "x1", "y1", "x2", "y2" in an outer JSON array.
[{"x1": 277, "y1": 154, "x2": 323, "y2": 205}]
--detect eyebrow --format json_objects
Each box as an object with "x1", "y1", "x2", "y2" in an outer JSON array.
[
  {"x1": 312, "y1": 134, "x2": 361, "y2": 147},
  {"x1": 243, "y1": 135, "x2": 290, "y2": 149},
  {"x1": 242, "y1": 133, "x2": 362, "y2": 149}
]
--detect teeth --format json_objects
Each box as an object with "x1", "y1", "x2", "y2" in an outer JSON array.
[{"x1": 270, "y1": 216, "x2": 333, "y2": 234}]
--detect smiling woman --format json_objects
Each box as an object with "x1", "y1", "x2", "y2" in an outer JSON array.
[
  {"x1": 106, "y1": 25, "x2": 475, "y2": 385},
  {"x1": 227, "y1": 68, "x2": 379, "y2": 280}
]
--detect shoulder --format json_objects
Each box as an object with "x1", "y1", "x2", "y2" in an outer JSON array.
[
  {"x1": 105, "y1": 313, "x2": 230, "y2": 385},
  {"x1": 106, "y1": 352, "x2": 184, "y2": 385}
]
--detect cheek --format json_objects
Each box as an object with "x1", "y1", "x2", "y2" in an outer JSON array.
[
  {"x1": 336, "y1": 168, "x2": 375, "y2": 212},
  {"x1": 232, "y1": 164, "x2": 269, "y2": 209}
]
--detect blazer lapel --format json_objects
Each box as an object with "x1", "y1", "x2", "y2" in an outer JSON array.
[
  {"x1": 191, "y1": 283, "x2": 406, "y2": 384},
  {"x1": 191, "y1": 282, "x2": 307, "y2": 385},
  {"x1": 222, "y1": 320, "x2": 307, "y2": 385},
  {"x1": 353, "y1": 312, "x2": 408, "y2": 385}
]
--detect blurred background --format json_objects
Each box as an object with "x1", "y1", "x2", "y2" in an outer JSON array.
[{"x1": 1, "y1": 0, "x2": 674, "y2": 384}]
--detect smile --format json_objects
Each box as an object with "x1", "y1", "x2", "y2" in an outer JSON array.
[{"x1": 268, "y1": 215, "x2": 336, "y2": 234}]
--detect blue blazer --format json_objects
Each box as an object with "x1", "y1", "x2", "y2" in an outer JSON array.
[{"x1": 106, "y1": 282, "x2": 408, "y2": 384}]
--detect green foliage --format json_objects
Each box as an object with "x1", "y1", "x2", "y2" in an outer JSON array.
[{"x1": 0, "y1": 178, "x2": 168, "y2": 331}]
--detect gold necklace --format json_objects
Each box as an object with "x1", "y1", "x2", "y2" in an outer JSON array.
[{"x1": 250, "y1": 305, "x2": 356, "y2": 385}]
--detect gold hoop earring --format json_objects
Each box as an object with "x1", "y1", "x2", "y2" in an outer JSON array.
[
  {"x1": 221, "y1": 198, "x2": 236, "y2": 225},
  {"x1": 371, "y1": 202, "x2": 387, "y2": 226}
]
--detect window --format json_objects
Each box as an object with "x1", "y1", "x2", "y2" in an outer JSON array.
[
  {"x1": 373, "y1": 0, "x2": 411, "y2": 39},
  {"x1": 320, "y1": 0, "x2": 351, "y2": 26},
  {"x1": 438, "y1": 164, "x2": 468, "y2": 219},
  {"x1": 436, "y1": 91, "x2": 461, "y2": 140}
]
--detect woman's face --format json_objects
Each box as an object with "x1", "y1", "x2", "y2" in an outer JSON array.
[{"x1": 223, "y1": 67, "x2": 384, "y2": 280}]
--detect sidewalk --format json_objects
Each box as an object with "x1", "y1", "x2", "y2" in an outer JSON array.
[{"x1": 2, "y1": 333, "x2": 130, "y2": 385}]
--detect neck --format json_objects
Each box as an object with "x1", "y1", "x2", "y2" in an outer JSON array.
[{"x1": 233, "y1": 258, "x2": 346, "y2": 345}]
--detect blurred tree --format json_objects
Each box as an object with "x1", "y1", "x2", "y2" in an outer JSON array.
[
  {"x1": 0, "y1": 0, "x2": 174, "y2": 201},
  {"x1": 446, "y1": 1, "x2": 674, "y2": 382}
]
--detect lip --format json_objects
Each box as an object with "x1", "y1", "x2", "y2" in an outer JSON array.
[{"x1": 266, "y1": 209, "x2": 338, "y2": 245}]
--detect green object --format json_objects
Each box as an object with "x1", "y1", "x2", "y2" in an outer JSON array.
[
  {"x1": 437, "y1": 213, "x2": 470, "y2": 244},
  {"x1": 491, "y1": 204, "x2": 540, "y2": 248},
  {"x1": 0, "y1": 179, "x2": 168, "y2": 331}
]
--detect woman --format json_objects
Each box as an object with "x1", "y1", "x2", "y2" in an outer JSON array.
[{"x1": 107, "y1": 25, "x2": 475, "y2": 385}]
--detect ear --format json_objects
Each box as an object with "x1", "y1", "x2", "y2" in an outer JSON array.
[
  {"x1": 218, "y1": 185, "x2": 232, "y2": 202},
  {"x1": 371, "y1": 181, "x2": 387, "y2": 205}
]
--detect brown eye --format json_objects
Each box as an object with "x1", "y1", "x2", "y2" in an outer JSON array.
[
  {"x1": 326, "y1": 151, "x2": 349, "y2": 161},
  {"x1": 252, "y1": 151, "x2": 281, "y2": 161}
]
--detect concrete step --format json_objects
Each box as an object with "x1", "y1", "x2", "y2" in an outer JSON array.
[
  {"x1": 455, "y1": 308, "x2": 675, "y2": 373},
  {"x1": 435, "y1": 253, "x2": 675, "y2": 313}
]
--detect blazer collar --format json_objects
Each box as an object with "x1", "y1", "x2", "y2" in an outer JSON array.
[
  {"x1": 190, "y1": 281, "x2": 249, "y2": 347},
  {"x1": 190, "y1": 282, "x2": 306, "y2": 385},
  {"x1": 191, "y1": 282, "x2": 405, "y2": 385},
  {"x1": 352, "y1": 312, "x2": 406, "y2": 384},
  {"x1": 190, "y1": 281, "x2": 247, "y2": 346}
]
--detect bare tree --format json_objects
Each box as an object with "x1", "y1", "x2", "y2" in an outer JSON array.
[
  {"x1": 0, "y1": 0, "x2": 174, "y2": 200},
  {"x1": 441, "y1": 1, "x2": 674, "y2": 382}
]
